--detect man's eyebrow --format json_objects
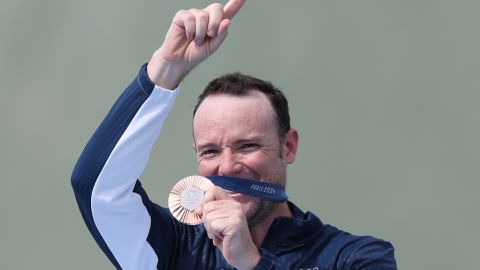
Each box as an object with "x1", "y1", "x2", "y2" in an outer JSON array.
[
  {"x1": 235, "y1": 137, "x2": 263, "y2": 144},
  {"x1": 195, "y1": 136, "x2": 264, "y2": 150},
  {"x1": 195, "y1": 143, "x2": 218, "y2": 151},
  {"x1": 232, "y1": 136, "x2": 268, "y2": 147}
]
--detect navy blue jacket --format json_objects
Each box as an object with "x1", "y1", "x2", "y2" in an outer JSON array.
[{"x1": 71, "y1": 65, "x2": 397, "y2": 269}]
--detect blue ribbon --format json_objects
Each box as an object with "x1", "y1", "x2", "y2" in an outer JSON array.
[{"x1": 206, "y1": 175, "x2": 288, "y2": 202}]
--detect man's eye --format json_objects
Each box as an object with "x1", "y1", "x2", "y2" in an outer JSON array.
[
  {"x1": 241, "y1": 143, "x2": 259, "y2": 150},
  {"x1": 199, "y1": 149, "x2": 218, "y2": 157}
]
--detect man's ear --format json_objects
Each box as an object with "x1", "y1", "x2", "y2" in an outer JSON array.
[{"x1": 284, "y1": 128, "x2": 299, "y2": 164}]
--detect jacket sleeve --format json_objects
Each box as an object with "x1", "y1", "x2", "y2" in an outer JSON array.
[{"x1": 71, "y1": 64, "x2": 180, "y2": 270}]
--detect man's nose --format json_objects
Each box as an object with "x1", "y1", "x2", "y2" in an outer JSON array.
[{"x1": 218, "y1": 150, "x2": 241, "y2": 176}]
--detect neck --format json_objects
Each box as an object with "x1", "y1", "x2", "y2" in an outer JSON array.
[{"x1": 249, "y1": 202, "x2": 292, "y2": 247}]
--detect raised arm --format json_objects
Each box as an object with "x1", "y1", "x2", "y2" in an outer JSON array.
[{"x1": 71, "y1": 1, "x2": 246, "y2": 269}]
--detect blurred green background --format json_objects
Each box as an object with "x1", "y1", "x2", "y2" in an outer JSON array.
[{"x1": 1, "y1": 0, "x2": 479, "y2": 269}]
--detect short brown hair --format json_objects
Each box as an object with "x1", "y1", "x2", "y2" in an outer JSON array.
[{"x1": 193, "y1": 72, "x2": 291, "y2": 139}]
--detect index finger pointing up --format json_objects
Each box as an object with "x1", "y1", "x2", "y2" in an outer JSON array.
[{"x1": 223, "y1": 0, "x2": 246, "y2": 20}]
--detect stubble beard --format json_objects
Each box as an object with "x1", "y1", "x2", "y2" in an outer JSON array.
[
  {"x1": 245, "y1": 198, "x2": 277, "y2": 229},
  {"x1": 245, "y1": 169, "x2": 286, "y2": 229}
]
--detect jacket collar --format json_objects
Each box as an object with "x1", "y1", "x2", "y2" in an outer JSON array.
[{"x1": 261, "y1": 201, "x2": 324, "y2": 254}]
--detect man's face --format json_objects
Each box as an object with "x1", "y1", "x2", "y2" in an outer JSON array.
[{"x1": 193, "y1": 90, "x2": 297, "y2": 227}]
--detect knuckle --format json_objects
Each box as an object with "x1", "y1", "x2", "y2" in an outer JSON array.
[
  {"x1": 175, "y1": 10, "x2": 187, "y2": 17},
  {"x1": 204, "y1": 215, "x2": 211, "y2": 225},
  {"x1": 208, "y1": 220, "x2": 216, "y2": 230},
  {"x1": 197, "y1": 10, "x2": 209, "y2": 21},
  {"x1": 175, "y1": 10, "x2": 195, "y2": 25},
  {"x1": 184, "y1": 12, "x2": 195, "y2": 21},
  {"x1": 211, "y1": 219, "x2": 222, "y2": 230},
  {"x1": 204, "y1": 214, "x2": 213, "y2": 225},
  {"x1": 209, "y1": 3, "x2": 223, "y2": 10},
  {"x1": 203, "y1": 201, "x2": 217, "y2": 213},
  {"x1": 202, "y1": 203, "x2": 212, "y2": 213},
  {"x1": 188, "y1": 8, "x2": 207, "y2": 17}
]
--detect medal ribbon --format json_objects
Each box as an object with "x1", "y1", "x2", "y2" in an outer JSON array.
[{"x1": 206, "y1": 175, "x2": 288, "y2": 202}]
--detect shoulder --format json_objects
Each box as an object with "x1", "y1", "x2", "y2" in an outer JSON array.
[{"x1": 321, "y1": 224, "x2": 397, "y2": 270}]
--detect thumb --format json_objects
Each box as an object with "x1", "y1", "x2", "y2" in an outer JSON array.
[{"x1": 208, "y1": 19, "x2": 230, "y2": 54}]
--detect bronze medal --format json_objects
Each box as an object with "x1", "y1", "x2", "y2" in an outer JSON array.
[{"x1": 168, "y1": 175, "x2": 214, "y2": 225}]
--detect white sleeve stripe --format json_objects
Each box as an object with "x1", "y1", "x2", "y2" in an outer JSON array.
[{"x1": 91, "y1": 86, "x2": 179, "y2": 270}]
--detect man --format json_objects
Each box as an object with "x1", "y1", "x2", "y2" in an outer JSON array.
[{"x1": 71, "y1": 1, "x2": 397, "y2": 269}]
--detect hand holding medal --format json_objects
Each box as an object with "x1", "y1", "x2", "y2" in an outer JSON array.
[
  {"x1": 168, "y1": 175, "x2": 288, "y2": 225},
  {"x1": 168, "y1": 175, "x2": 265, "y2": 269}
]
